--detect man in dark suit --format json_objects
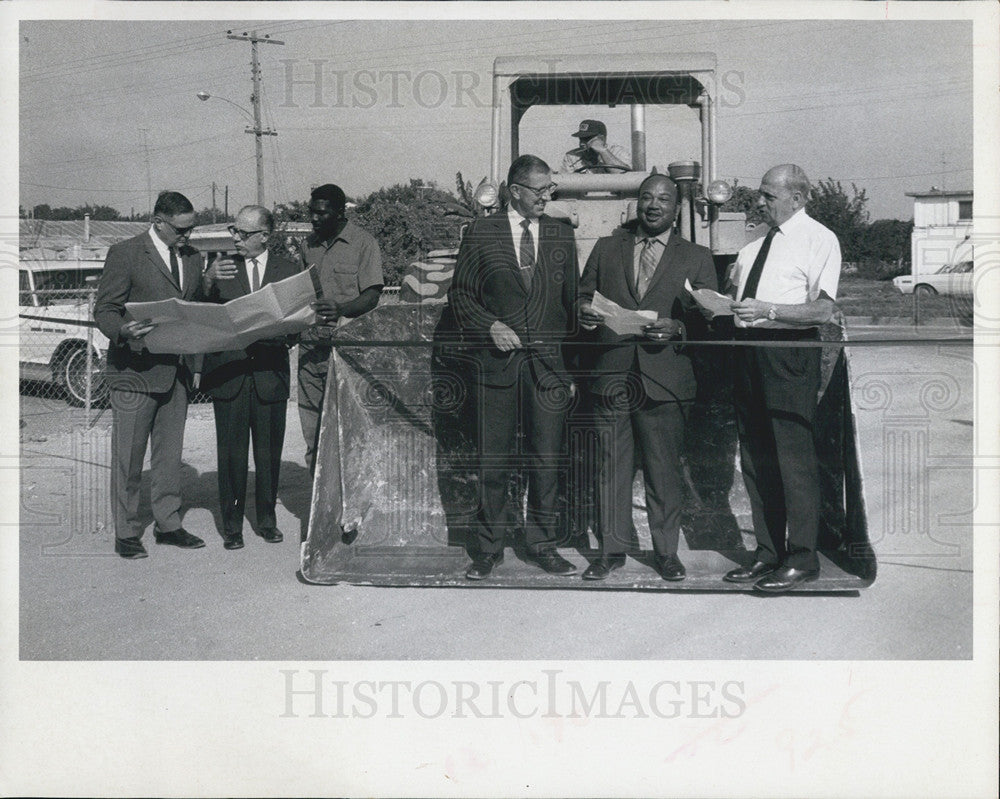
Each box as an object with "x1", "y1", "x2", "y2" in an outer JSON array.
[
  {"x1": 94, "y1": 191, "x2": 205, "y2": 559},
  {"x1": 448, "y1": 154, "x2": 580, "y2": 580},
  {"x1": 195, "y1": 205, "x2": 300, "y2": 550},
  {"x1": 578, "y1": 174, "x2": 717, "y2": 580}
]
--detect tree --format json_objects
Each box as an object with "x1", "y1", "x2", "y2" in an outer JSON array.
[
  {"x1": 719, "y1": 182, "x2": 767, "y2": 225},
  {"x1": 349, "y1": 179, "x2": 470, "y2": 286},
  {"x1": 806, "y1": 179, "x2": 869, "y2": 262}
]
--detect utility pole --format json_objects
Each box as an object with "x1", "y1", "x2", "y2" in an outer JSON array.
[
  {"x1": 212, "y1": 181, "x2": 217, "y2": 223},
  {"x1": 224, "y1": 185, "x2": 229, "y2": 220},
  {"x1": 226, "y1": 30, "x2": 283, "y2": 206},
  {"x1": 140, "y1": 128, "x2": 152, "y2": 217}
]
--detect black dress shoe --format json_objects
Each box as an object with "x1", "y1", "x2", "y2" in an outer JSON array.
[
  {"x1": 658, "y1": 553, "x2": 686, "y2": 581},
  {"x1": 465, "y1": 552, "x2": 504, "y2": 581},
  {"x1": 153, "y1": 528, "x2": 205, "y2": 549},
  {"x1": 724, "y1": 560, "x2": 777, "y2": 583},
  {"x1": 582, "y1": 555, "x2": 626, "y2": 581},
  {"x1": 115, "y1": 537, "x2": 148, "y2": 559},
  {"x1": 754, "y1": 565, "x2": 820, "y2": 593},
  {"x1": 256, "y1": 527, "x2": 283, "y2": 543},
  {"x1": 222, "y1": 532, "x2": 245, "y2": 550},
  {"x1": 531, "y1": 550, "x2": 577, "y2": 576}
]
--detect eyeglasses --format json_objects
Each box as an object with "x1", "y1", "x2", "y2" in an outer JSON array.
[
  {"x1": 512, "y1": 182, "x2": 557, "y2": 197},
  {"x1": 228, "y1": 225, "x2": 267, "y2": 239},
  {"x1": 158, "y1": 217, "x2": 197, "y2": 237}
]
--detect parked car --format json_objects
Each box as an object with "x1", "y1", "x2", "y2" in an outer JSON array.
[
  {"x1": 893, "y1": 260, "x2": 974, "y2": 297},
  {"x1": 19, "y1": 261, "x2": 110, "y2": 406}
]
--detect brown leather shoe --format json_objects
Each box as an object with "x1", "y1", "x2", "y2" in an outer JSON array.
[{"x1": 724, "y1": 560, "x2": 777, "y2": 583}]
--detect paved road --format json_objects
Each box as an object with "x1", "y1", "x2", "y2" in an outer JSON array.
[{"x1": 18, "y1": 337, "x2": 975, "y2": 660}]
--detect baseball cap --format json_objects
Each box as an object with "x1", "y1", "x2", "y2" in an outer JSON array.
[{"x1": 571, "y1": 119, "x2": 607, "y2": 139}]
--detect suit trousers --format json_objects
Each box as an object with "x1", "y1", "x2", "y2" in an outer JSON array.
[
  {"x1": 110, "y1": 376, "x2": 188, "y2": 540},
  {"x1": 297, "y1": 343, "x2": 333, "y2": 475},
  {"x1": 733, "y1": 335, "x2": 822, "y2": 571},
  {"x1": 472, "y1": 367, "x2": 570, "y2": 557},
  {"x1": 213, "y1": 377, "x2": 287, "y2": 535},
  {"x1": 593, "y1": 387, "x2": 687, "y2": 557}
]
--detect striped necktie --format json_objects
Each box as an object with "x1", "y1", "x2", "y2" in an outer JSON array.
[
  {"x1": 519, "y1": 218, "x2": 535, "y2": 291},
  {"x1": 637, "y1": 237, "x2": 658, "y2": 299}
]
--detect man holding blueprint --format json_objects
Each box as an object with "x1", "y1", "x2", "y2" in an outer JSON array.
[{"x1": 578, "y1": 174, "x2": 717, "y2": 581}]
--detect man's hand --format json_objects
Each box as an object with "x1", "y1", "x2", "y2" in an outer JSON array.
[
  {"x1": 206, "y1": 257, "x2": 239, "y2": 283},
  {"x1": 489, "y1": 320, "x2": 523, "y2": 352},
  {"x1": 312, "y1": 299, "x2": 342, "y2": 326},
  {"x1": 731, "y1": 298, "x2": 769, "y2": 324},
  {"x1": 587, "y1": 135, "x2": 609, "y2": 154},
  {"x1": 579, "y1": 302, "x2": 606, "y2": 331},
  {"x1": 191, "y1": 373, "x2": 201, "y2": 390},
  {"x1": 643, "y1": 317, "x2": 683, "y2": 341},
  {"x1": 121, "y1": 319, "x2": 156, "y2": 341}
]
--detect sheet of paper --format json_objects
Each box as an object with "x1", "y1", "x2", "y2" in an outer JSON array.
[
  {"x1": 685, "y1": 278, "x2": 735, "y2": 317},
  {"x1": 591, "y1": 290, "x2": 658, "y2": 336},
  {"x1": 126, "y1": 266, "x2": 320, "y2": 354}
]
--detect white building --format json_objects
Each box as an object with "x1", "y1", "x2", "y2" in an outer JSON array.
[{"x1": 905, "y1": 188, "x2": 972, "y2": 275}]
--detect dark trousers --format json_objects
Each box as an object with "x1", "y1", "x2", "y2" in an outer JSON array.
[
  {"x1": 110, "y1": 377, "x2": 188, "y2": 540},
  {"x1": 594, "y1": 388, "x2": 686, "y2": 557},
  {"x1": 471, "y1": 372, "x2": 570, "y2": 557},
  {"x1": 297, "y1": 343, "x2": 332, "y2": 475},
  {"x1": 213, "y1": 378, "x2": 287, "y2": 535},
  {"x1": 733, "y1": 331, "x2": 821, "y2": 571}
]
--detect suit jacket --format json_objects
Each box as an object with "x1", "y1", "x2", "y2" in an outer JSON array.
[
  {"x1": 194, "y1": 252, "x2": 301, "y2": 401},
  {"x1": 94, "y1": 230, "x2": 204, "y2": 393},
  {"x1": 448, "y1": 213, "x2": 578, "y2": 388},
  {"x1": 579, "y1": 226, "x2": 717, "y2": 402}
]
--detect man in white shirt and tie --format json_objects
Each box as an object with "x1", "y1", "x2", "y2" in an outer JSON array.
[
  {"x1": 723, "y1": 164, "x2": 841, "y2": 592},
  {"x1": 449, "y1": 155, "x2": 580, "y2": 580},
  {"x1": 197, "y1": 205, "x2": 301, "y2": 550},
  {"x1": 95, "y1": 190, "x2": 206, "y2": 559}
]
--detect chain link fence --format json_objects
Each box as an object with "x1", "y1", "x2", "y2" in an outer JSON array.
[{"x1": 19, "y1": 281, "x2": 108, "y2": 412}]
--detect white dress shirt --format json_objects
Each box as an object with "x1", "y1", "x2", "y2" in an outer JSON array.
[
  {"x1": 507, "y1": 209, "x2": 539, "y2": 267},
  {"x1": 732, "y1": 208, "x2": 841, "y2": 328},
  {"x1": 149, "y1": 225, "x2": 184, "y2": 292},
  {"x1": 242, "y1": 249, "x2": 269, "y2": 291}
]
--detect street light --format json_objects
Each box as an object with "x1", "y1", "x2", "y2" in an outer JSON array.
[{"x1": 196, "y1": 90, "x2": 276, "y2": 206}]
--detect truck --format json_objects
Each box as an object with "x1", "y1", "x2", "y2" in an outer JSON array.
[{"x1": 299, "y1": 54, "x2": 876, "y2": 591}]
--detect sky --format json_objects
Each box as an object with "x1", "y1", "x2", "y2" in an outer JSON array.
[{"x1": 18, "y1": 15, "x2": 974, "y2": 221}]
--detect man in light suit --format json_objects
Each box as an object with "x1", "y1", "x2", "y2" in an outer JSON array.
[
  {"x1": 196, "y1": 206, "x2": 300, "y2": 550},
  {"x1": 448, "y1": 154, "x2": 580, "y2": 580},
  {"x1": 578, "y1": 174, "x2": 717, "y2": 580},
  {"x1": 94, "y1": 191, "x2": 205, "y2": 559}
]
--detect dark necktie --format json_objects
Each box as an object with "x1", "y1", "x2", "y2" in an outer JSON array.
[
  {"x1": 740, "y1": 226, "x2": 780, "y2": 300},
  {"x1": 169, "y1": 245, "x2": 181, "y2": 289},
  {"x1": 519, "y1": 218, "x2": 535, "y2": 291},
  {"x1": 250, "y1": 257, "x2": 260, "y2": 292},
  {"x1": 637, "y1": 237, "x2": 658, "y2": 299}
]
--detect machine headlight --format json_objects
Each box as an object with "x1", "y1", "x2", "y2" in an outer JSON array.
[
  {"x1": 706, "y1": 179, "x2": 733, "y2": 204},
  {"x1": 473, "y1": 179, "x2": 500, "y2": 209}
]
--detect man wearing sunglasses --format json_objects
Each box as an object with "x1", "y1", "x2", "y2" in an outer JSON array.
[
  {"x1": 95, "y1": 191, "x2": 206, "y2": 559},
  {"x1": 194, "y1": 206, "x2": 301, "y2": 550},
  {"x1": 448, "y1": 154, "x2": 580, "y2": 580}
]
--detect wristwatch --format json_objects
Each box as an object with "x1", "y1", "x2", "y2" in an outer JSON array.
[{"x1": 766, "y1": 306, "x2": 777, "y2": 321}]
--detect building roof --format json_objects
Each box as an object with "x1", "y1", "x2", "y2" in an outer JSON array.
[
  {"x1": 19, "y1": 219, "x2": 149, "y2": 252},
  {"x1": 905, "y1": 189, "x2": 973, "y2": 199}
]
